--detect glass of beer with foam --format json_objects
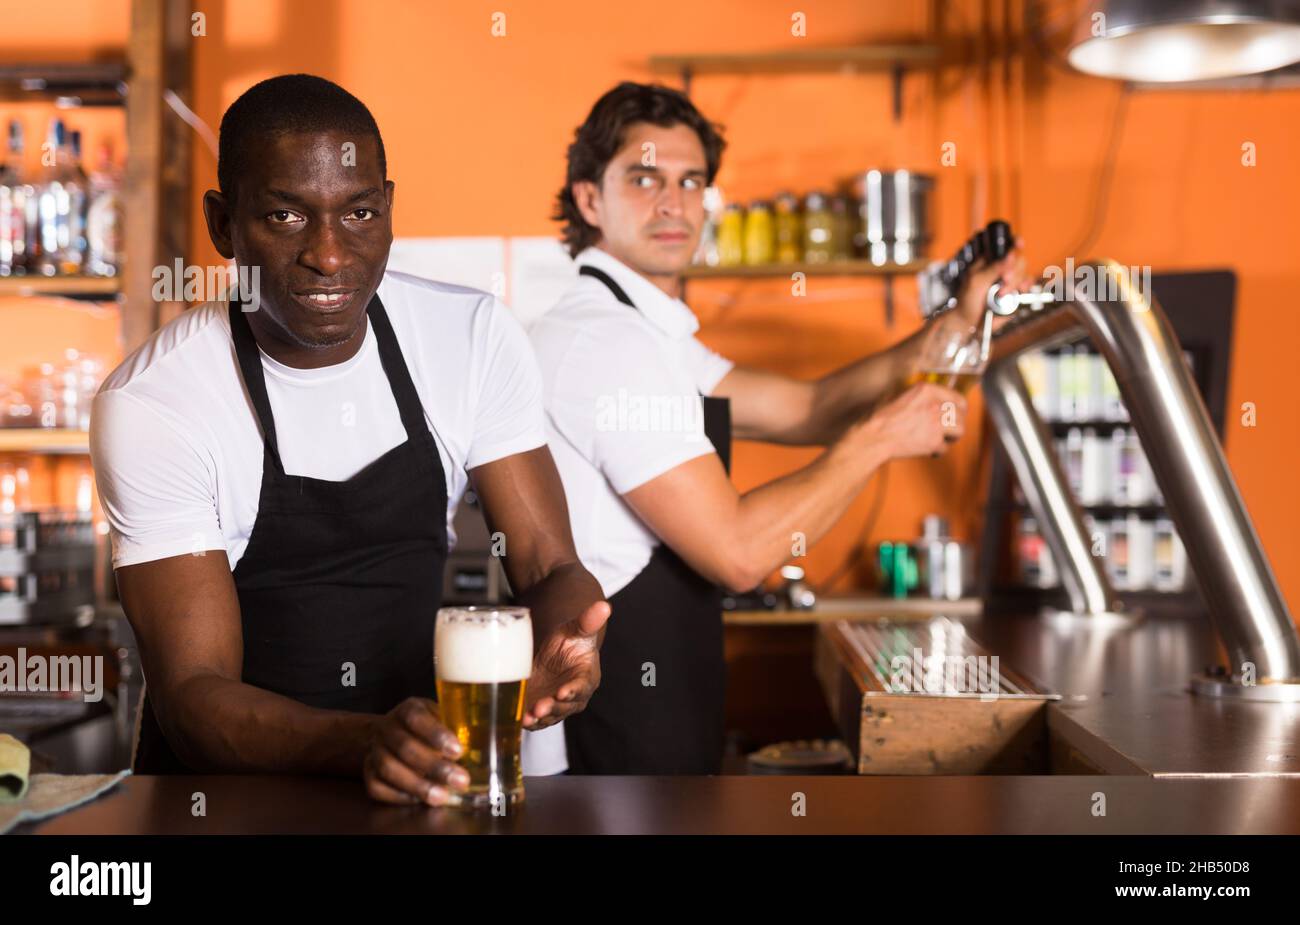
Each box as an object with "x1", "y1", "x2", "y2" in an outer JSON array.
[{"x1": 434, "y1": 606, "x2": 532, "y2": 809}]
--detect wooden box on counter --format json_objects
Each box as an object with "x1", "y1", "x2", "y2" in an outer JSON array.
[{"x1": 814, "y1": 616, "x2": 1060, "y2": 774}]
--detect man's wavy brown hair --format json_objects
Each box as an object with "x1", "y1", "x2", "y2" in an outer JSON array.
[{"x1": 553, "y1": 82, "x2": 726, "y2": 258}]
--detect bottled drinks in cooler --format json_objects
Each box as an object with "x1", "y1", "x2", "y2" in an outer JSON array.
[
  {"x1": 1017, "y1": 516, "x2": 1057, "y2": 588},
  {"x1": 1152, "y1": 517, "x2": 1188, "y2": 591}
]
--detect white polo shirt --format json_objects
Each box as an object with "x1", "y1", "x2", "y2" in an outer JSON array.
[
  {"x1": 523, "y1": 247, "x2": 734, "y2": 772},
  {"x1": 528, "y1": 246, "x2": 736, "y2": 600}
]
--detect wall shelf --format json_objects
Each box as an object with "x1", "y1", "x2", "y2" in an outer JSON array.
[
  {"x1": 685, "y1": 259, "x2": 926, "y2": 279},
  {"x1": 0, "y1": 62, "x2": 127, "y2": 107},
  {"x1": 649, "y1": 44, "x2": 940, "y2": 76},
  {"x1": 0, "y1": 0, "x2": 192, "y2": 468},
  {"x1": 649, "y1": 43, "x2": 941, "y2": 120},
  {"x1": 0, "y1": 277, "x2": 120, "y2": 300},
  {"x1": 0, "y1": 429, "x2": 90, "y2": 455}
]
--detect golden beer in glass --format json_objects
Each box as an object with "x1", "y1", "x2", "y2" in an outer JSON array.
[
  {"x1": 434, "y1": 606, "x2": 532, "y2": 809},
  {"x1": 904, "y1": 368, "x2": 982, "y2": 393},
  {"x1": 905, "y1": 315, "x2": 986, "y2": 395}
]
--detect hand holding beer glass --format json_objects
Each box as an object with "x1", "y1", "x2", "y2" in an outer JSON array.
[{"x1": 435, "y1": 606, "x2": 532, "y2": 810}]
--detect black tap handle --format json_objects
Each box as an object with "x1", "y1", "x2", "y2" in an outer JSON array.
[
  {"x1": 983, "y1": 220, "x2": 1013, "y2": 262},
  {"x1": 928, "y1": 219, "x2": 1016, "y2": 313}
]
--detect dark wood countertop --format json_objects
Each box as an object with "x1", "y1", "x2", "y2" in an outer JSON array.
[
  {"x1": 17, "y1": 605, "x2": 1300, "y2": 835},
  {"x1": 21, "y1": 772, "x2": 1300, "y2": 835}
]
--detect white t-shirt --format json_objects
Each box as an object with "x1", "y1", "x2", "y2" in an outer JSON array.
[
  {"x1": 90, "y1": 269, "x2": 566, "y2": 774},
  {"x1": 522, "y1": 247, "x2": 735, "y2": 770}
]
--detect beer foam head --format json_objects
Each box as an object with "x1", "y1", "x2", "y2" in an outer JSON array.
[{"x1": 435, "y1": 607, "x2": 533, "y2": 683}]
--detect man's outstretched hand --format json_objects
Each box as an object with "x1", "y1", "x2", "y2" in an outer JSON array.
[{"x1": 523, "y1": 599, "x2": 610, "y2": 731}]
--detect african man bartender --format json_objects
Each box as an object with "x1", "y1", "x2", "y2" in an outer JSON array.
[
  {"x1": 88, "y1": 75, "x2": 609, "y2": 805},
  {"x1": 527, "y1": 82, "x2": 1027, "y2": 776}
]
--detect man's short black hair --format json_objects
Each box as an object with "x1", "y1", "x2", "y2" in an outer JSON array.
[
  {"x1": 554, "y1": 81, "x2": 726, "y2": 257},
  {"x1": 217, "y1": 73, "x2": 387, "y2": 203}
]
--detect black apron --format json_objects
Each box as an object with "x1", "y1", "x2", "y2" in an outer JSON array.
[
  {"x1": 564, "y1": 264, "x2": 732, "y2": 775},
  {"x1": 133, "y1": 294, "x2": 449, "y2": 773}
]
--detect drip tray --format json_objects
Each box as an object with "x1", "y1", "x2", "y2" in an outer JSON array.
[{"x1": 815, "y1": 617, "x2": 1065, "y2": 775}]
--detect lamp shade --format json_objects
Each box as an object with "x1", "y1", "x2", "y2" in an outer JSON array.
[{"x1": 1067, "y1": 0, "x2": 1300, "y2": 82}]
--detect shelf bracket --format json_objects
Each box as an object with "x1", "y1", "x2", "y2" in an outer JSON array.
[{"x1": 892, "y1": 63, "x2": 905, "y2": 122}]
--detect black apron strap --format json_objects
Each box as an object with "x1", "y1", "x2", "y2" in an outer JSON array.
[
  {"x1": 578, "y1": 264, "x2": 635, "y2": 307},
  {"x1": 579, "y1": 261, "x2": 732, "y2": 472},
  {"x1": 701, "y1": 396, "x2": 732, "y2": 475},
  {"x1": 228, "y1": 302, "x2": 285, "y2": 472},
  {"x1": 366, "y1": 296, "x2": 428, "y2": 442},
  {"x1": 228, "y1": 292, "x2": 427, "y2": 467}
]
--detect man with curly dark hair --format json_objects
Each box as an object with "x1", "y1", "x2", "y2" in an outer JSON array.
[{"x1": 529, "y1": 81, "x2": 1025, "y2": 776}]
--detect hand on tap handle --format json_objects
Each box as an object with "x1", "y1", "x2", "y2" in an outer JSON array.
[
  {"x1": 953, "y1": 225, "x2": 1031, "y2": 329},
  {"x1": 918, "y1": 219, "x2": 1032, "y2": 326}
]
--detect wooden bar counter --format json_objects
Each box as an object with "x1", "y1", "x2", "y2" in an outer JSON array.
[{"x1": 21, "y1": 773, "x2": 1300, "y2": 835}]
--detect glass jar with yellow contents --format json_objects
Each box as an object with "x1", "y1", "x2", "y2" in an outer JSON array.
[
  {"x1": 743, "y1": 200, "x2": 775, "y2": 266},
  {"x1": 802, "y1": 192, "x2": 833, "y2": 264},
  {"x1": 773, "y1": 192, "x2": 802, "y2": 264},
  {"x1": 716, "y1": 203, "x2": 745, "y2": 267}
]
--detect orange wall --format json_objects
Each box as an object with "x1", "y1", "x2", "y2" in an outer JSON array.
[{"x1": 5, "y1": 1, "x2": 1299, "y2": 613}]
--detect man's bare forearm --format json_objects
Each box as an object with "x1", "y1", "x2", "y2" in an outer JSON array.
[
  {"x1": 161, "y1": 673, "x2": 380, "y2": 776},
  {"x1": 805, "y1": 325, "x2": 928, "y2": 443},
  {"x1": 515, "y1": 559, "x2": 606, "y2": 643},
  {"x1": 724, "y1": 433, "x2": 891, "y2": 590}
]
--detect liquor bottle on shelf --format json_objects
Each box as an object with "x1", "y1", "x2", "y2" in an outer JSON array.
[
  {"x1": 0, "y1": 120, "x2": 35, "y2": 276},
  {"x1": 35, "y1": 118, "x2": 87, "y2": 276},
  {"x1": 85, "y1": 142, "x2": 122, "y2": 277},
  {"x1": 68, "y1": 130, "x2": 90, "y2": 269}
]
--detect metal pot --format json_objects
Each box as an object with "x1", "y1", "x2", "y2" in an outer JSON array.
[{"x1": 845, "y1": 169, "x2": 934, "y2": 266}]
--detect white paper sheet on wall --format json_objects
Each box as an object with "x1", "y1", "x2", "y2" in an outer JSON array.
[
  {"x1": 387, "y1": 238, "x2": 507, "y2": 299},
  {"x1": 506, "y1": 237, "x2": 578, "y2": 329},
  {"x1": 388, "y1": 236, "x2": 578, "y2": 329}
]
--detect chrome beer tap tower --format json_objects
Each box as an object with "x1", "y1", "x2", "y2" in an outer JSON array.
[{"x1": 919, "y1": 230, "x2": 1300, "y2": 701}]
